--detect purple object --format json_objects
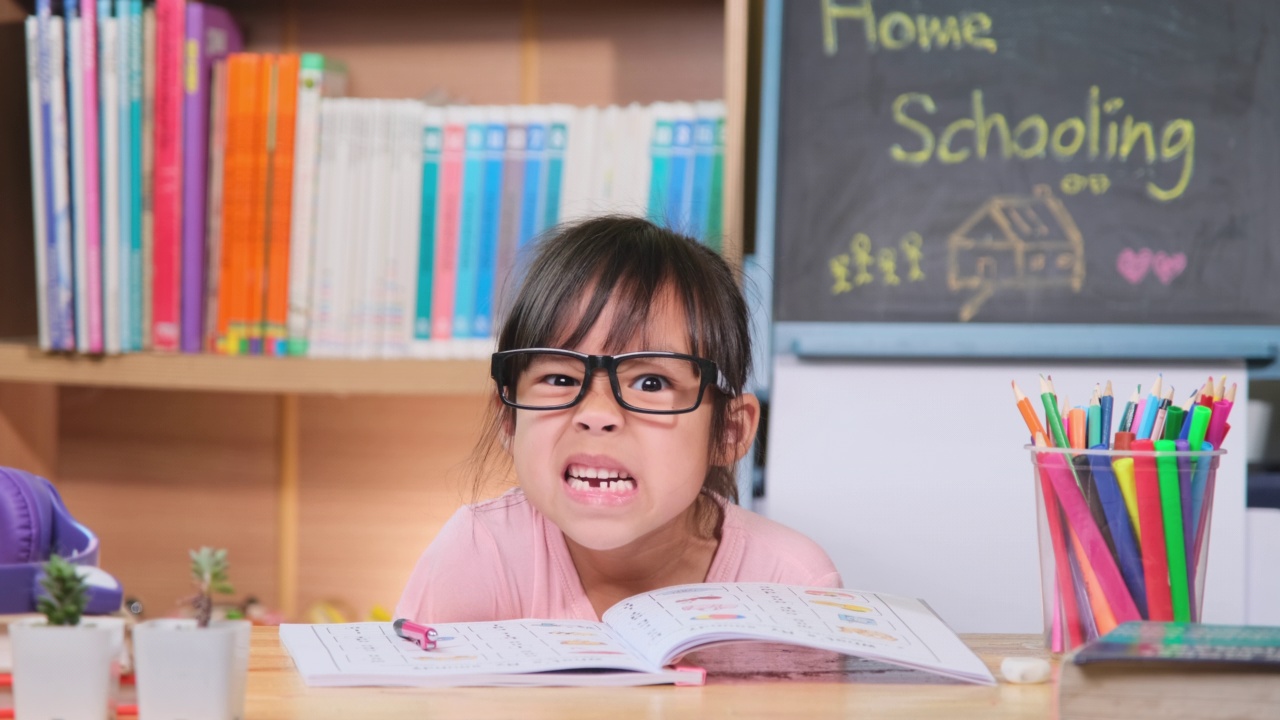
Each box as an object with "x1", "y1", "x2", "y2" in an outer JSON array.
[{"x1": 180, "y1": 3, "x2": 242, "y2": 352}]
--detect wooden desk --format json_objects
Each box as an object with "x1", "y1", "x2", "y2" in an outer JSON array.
[{"x1": 245, "y1": 628, "x2": 1056, "y2": 719}]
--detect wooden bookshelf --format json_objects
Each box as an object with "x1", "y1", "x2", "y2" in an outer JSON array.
[
  {"x1": 0, "y1": 340, "x2": 491, "y2": 395},
  {"x1": 0, "y1": 0, "x2": 750, "y2": 625}
]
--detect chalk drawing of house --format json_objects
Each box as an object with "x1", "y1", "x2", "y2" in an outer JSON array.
[{"x1": 947, "y1": 184, "x2": 1084, "y2": 322}]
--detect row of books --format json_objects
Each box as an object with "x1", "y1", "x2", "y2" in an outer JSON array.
[
  {"x1": 302, "y1": 99, "x2": 727, "y2": 359},
  {"x1": 24, "y1": 1, "x2": 727, "y2": 359}
]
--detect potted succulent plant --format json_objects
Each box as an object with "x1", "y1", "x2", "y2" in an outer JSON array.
[
  {"x1": 10, "y1": 555, "x2": 126, "y2": 720},
  {"x1": 132, "y1": 547, "x2": 251, "y2": 720}
]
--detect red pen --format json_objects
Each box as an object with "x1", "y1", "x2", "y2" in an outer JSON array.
[{"x1": 393, "y1": 618, "x2": 438, "y2": 649}]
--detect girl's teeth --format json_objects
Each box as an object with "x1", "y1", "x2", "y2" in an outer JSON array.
[{"x1": 568, "y1": 478, "x2": 635, "y2": 492}]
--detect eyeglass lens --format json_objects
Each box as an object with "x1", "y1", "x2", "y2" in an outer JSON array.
[{"x1": 499, "y1": 352, "x2": 705, "y2": 411}]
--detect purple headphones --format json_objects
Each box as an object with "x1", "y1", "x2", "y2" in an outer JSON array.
[{"x1": 0, "y1": 466, "x2": 123, "y2": 614}]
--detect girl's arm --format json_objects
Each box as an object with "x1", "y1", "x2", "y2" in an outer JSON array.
[{"x1": 394, "y1": 506, "x2": 516, "y2": 623}]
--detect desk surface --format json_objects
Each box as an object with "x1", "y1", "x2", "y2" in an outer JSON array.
[{"x1": 246, "y1": 628, "x2": 1055, "y2": 719}]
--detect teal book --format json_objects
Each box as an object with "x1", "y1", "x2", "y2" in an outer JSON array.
[
  {"x1": 114, "y1": 0, "x2": 133, "y2": 350},
  {"x1": 688, "y1": 109, "x2": 715, "y2": 243},
  {"x1": 473, "y1": 112, "x2": 506, "y2": 338},
  {"x1": 541, "y1": 107, "x2": 568, "y2": 232},
  {"x1": 413, "y1": 110, "x2": 443, "y2": 343},
  {"x1": 126, "y1": 0, "x2": 142, "y2": 350},
  {"x1": 1074, "y1": 622, "x2": 1280, "y2": 666},
  {"x1": 664, "y1": 106, "x2": 693, "y2": 234},
  {"x1": 704, "y1": 114, "x2": 725, "y2": 253},
  {"x1": 646, "y1": 106, "x2": 672, "y2": 224},
  {"x1": 453, "y1": 112, "x2": 486, "y2": 340}
]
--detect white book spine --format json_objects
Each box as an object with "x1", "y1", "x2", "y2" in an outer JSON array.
[
  {"x1": 24, "y1": 18, "x2": 50, "y2": 352},
  {"x1": 387, "y1": 101, "x2": 424, "y2": 358},
  {"x1": 99, "y1": 16, "x2": 120, "y2": 354},
  {"x1": 558, "y1": 104, "x2": 594, "y2": 223},
  {"x1": 68, "y1": 14, "x2": 91, "y2": 352},
  {"x1": 309, "y1": 99, "x2": 348, "y2": 357},
  {"x1": 49, "y1": 17, "x2": 76, "y2": 351},
  {"x1": 287, "y1": 60, "x2": 324, "y2": 355}
]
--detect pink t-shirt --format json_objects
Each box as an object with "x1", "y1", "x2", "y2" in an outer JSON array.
[{"x1": 395, "y1": 489, "x2": 842, "y2": 623}]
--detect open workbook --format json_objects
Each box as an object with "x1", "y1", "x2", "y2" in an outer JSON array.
[{"x1": 279, "y1": 583, "x2": 995, "y2": 687}]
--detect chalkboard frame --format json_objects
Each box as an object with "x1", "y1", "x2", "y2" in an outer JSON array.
[{"x1": 756, "y1": 0, "x2": 1280, "y2": 376}]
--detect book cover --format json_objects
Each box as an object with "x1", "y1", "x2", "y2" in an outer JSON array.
[
  {"x1": 47, "y1": 13, "x2": 76, "y2": 352},
  {"x1": 556, "y1": 104, "x2": 593, "y2": 223},
  {"x1": 280, "y1": 583, "x2": 994, "y2": 688},
  {"x1": 688, "y1": 101, "x2": 717, "y2": 244},
  {"x1": 79, "y1": 0, "x2": 104, "y2": 353},
  {"x1": 23, "y1": 16, "x2": 50, "y2": 351},
  {"x1": 473, "y1": 106, "x2": 506, "y2": 338},
  {"x1": 452, "y1": 108, "x2": 485, "y2": 341},
  {"x1": 517, "y1": 107, "x2": 545, "y2": 249},
  {"x1": 151, "y1": 0, "x2": 184, "y2": 351},
  {"x1": 286, "y1": 53, "x2": 347, "y2": 357},
  {"x1": 97, "y1": 4, "x2": 121, "y2": 354},
  {"x1": 67, "y1": 3, "x2": 90, "y2": 352},
  {"x1": 665, "y1": 102, "x2": 694, "y2": 235},
  {"x1": 125, "y1": 0, "x2": 143, "y2": 352},
  {"x1": 214, "y1": 52, "x2": 260, "y2": 355},
  {"x1": 263, "y1": 53, "x2": 299, "y2": 357},
  {"x1": 382, "y1": 101, "x2": 424, "y2": 358},
  {"x1": 242, "y1": 54, "x2": 274, "y2": 355},
  {"x1": 429, "y1": 107, "x2": 464, "y2": 342},
  {"x1": 704, "y1": 110, "x2": 725, "y2": 253},
  {"x1": 178, "y1": 2, "x2": 242, "y2": 353}
]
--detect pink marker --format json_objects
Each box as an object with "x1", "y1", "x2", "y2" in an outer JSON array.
[{"x1": 393, "y1": 618, "x2": 438, "y2": 649}]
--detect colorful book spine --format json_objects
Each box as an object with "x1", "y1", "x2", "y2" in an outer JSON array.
[
  {"x1": 411, "y1": 107, "x2": 443, "y2": 352},
  {"x1": 429, "y1": 108, "x2": 464, "y2": 341},
  {"x1": 114, "y1": 0, "x2": 132, "y2": 351},
  {"x1": 215, "y1": 52, "x2": 259, "y2": 354},
  {"x1": 688, "y1": 102, "x2": 716, "y2": 244},
  {"x1": 24, "y1": 16, "x2": 50, "y2": 351},
  {"x1": 286, "y1": 53, "x2": 347, "y2": 356},
  {"x1": 202, "y1": 59, "x2": 228, "y2": 352},
  {"x1": 542, "y1": 105, "x2": 569, "y2": 232},
  {"x1": 493, "y1": 105, "x2": 526, "y2": 322},
  {"x1": 126, "y1": 0, "x2": 143, "y2": 351},
  {"x1": 646, "y1": 103, "x2": 672, "y2": 226},
  {"x1": 98, "y1": 2, "x2": 120, "y2": 354},
  {"x1": 665, "y1": 103, "x2": 694, "y2": 234},
  {"x1": 264, "y1": 53, "x2": 299, "y2": 356},
  {"x1": 151, "y1": 0, "x2": 185, "y2": 351},
  {"x1": 519, "y1": 110, "x2": 546, "y2": 246},
  {"x1": 473, "y1": 107, "x2": 506, "y2": 338},
  {"x1": 243, "y1": 55, "x2": 274, "y2": 354},
  {"x1": 180, "y1": 2, "x2": 242, "y2": 352},
  {"x1": 140, "y1": 3, "x2": 154, "y2": 349},
  {"x1": 48, "y1": 12, "x2": 76, "y2": 351},
  {"x1": 79, "y1": 0, "x2": 103, "y2": 352},
  {"x1": 452, "y1": 108, "x2": 486, "y2": 340},
  {"x1": 705, "y1": 111, "x2": 725, "y2": 253},
  {"x1": 67, "y1": 1, "x2": 90, "y2": 352}
]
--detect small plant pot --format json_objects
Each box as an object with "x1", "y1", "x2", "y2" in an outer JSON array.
[
  {"x1": 132, "y1": 618, "x2": 252, "y2": 720},
  {"x1": 10, "y1": 616, "x2": 126, "y2": 720}
]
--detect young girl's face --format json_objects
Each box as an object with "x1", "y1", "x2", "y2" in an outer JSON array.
[{"x1": 506, "y1": 288, "x2": 715, "y2": 552}]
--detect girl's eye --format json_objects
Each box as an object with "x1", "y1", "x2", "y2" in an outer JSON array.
[
  {"x1": 540, "y1": 374, "x2": 580, "y2": 387},
  {"x1": 630, "y1": 375, "x2": 670, "y2": 392}
]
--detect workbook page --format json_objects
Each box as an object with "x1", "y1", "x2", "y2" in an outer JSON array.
[{"x1": 601, "y1": 583, "x2": 994, "y2": 684}]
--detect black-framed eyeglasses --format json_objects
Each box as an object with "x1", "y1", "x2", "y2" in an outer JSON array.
[{"x1": 491, "y1": 348, "x2": 732, "y2": 415}]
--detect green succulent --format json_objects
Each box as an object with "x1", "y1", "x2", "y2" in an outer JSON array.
[
  {"x1": 37, "y1": 554, "x2": 89, "y2": 626},
  {"x1": 190, "y1": 547, "x2": 234, "y2": 628}
]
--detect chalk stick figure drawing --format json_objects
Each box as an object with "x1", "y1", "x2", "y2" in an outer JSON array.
[{"x1": 947, "y1": 184, "x2": 1084, "y2": 321}]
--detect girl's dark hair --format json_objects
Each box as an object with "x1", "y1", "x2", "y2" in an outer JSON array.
[{"x1": 472, "y1": 215, "x2": 753, "y2": 538}]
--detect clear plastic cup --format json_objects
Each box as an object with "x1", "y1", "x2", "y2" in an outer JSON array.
[{"x1": 1028, "y1": 444, "x2": 1223, "y2": 652}]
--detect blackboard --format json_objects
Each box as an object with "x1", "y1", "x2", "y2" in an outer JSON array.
[{"x1": 772, "y1": 0, "x2": 1280, "y2": 328}]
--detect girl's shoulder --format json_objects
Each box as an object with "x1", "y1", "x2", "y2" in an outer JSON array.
[
  {"x1": 456, "y1": 487, "x2": 546, "y2": 536},
  {"x1": 715, "y1": 501, "x2": 841, "y2": 585}
]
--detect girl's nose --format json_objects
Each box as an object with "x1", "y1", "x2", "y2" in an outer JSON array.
[{"x1": 573, "y1": 372, "x2": 622, "y2": 433}]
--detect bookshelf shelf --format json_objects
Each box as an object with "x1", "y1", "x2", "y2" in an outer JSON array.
[{"x1": 0, "y1": 340, "x2": 491, "y2": 395}]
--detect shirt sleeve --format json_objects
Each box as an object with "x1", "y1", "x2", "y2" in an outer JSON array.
[{"x1": 393, "y1": 507, "x2": 515, "y2": 623}]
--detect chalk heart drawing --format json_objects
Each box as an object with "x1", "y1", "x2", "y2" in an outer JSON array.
[
  {"x1": 1116, "y1": 248, "x2": 1153, "y2": 284},
  {"x1": 1152, "y1": 251, "x2": 1187, "y2": 285}
]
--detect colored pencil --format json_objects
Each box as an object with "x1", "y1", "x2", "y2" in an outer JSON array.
[
  {"x1": 1011, "y1": 381, "x2": 1047, "y2": 440},
  {"x1": 1087, "y1": 389, "x2": 1102, "y2": 449},
  {"x1": 1038, "y1": 375, "x2": 1070, "y2": 450},
  {"x1": 1033, "y1": 432, "x2": 1083, "y2": 648},
  {"x1": 1118, "y1": 387, "x2": 1140, "y2": 433},
  {"x1": 1099, "y1": 381, "x2": 1114, "y2": 449},
  {"x1": 1069, "y1": 527, "x2": 1118, "y2": 636},
  {"x1": 1149, "y1": 385, "x2": 1174, "y2": 441},
  {"x1": 1135, "y1": 375, "x2": 1163, "y2": 440},
  {"x1": 1132, "y1": 439, "x2": 1173, "y2": 621},
  {"x1": 1087, "y1": 451, "x2": 1147, "y2": 618}
]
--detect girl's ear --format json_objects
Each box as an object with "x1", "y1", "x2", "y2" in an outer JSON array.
[
  {"x1": 495, "y1": 396, "x2": 514, "y2": 452},
  {"x1": 717, "y1": 392, "x2": 761, "y2": 465}
]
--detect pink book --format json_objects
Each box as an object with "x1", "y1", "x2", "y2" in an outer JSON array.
[
  {"x1": 430, "y1": 111, "x2": 465, "y2": 341},
  {"x1": 81, "y1": 0, "x2": 103, "y2": 352},
  {"x1": 150, "y1": 0, "x2": 184, "y2": 351}
]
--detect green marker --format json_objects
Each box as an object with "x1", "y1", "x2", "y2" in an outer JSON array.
[
  {"x1": 1162, "y1": 406, "x2": 1186, "y2": 441},
  {"x1": 1154, "y1": 439, "x2": 1190, "y2": 621},
  {"x1": 1187, "y1": 405, "x2": 1212, "y2": 454}
]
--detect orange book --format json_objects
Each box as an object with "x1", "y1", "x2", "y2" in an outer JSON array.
[
  {"x1": 264, "y1": 54, "x2": 300, "y2": 356},
  {"x1": 242, "y1": 55, "x2": 275, "y2": 354},
  {"x1": 216, "y1": 54, "x2": 262, "y2": 355}
]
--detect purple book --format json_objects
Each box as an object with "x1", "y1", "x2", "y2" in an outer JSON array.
[{"x1": 180, "y1": 2, "x2": 241, "y2": 352}]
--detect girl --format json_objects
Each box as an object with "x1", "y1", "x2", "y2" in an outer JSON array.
[{"x1": 396, "y1": 216, "x2": 840, "y2": 622}]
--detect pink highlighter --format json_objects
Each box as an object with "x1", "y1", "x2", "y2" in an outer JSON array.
[{"x1": 393, "y1": 618, "x2": 438, "y2": 650}]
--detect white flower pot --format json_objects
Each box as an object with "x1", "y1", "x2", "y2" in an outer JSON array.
[
  {"x1": 132, "y1": 619, "x2": 251, "y2": 720},
  {"x1": 10, "y1": 616, "x2": 126, "y2": 720}
]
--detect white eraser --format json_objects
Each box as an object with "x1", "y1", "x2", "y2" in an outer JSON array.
[{"x1": 1000, "y1": 657, "x2": 1051, "y2": 684}]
